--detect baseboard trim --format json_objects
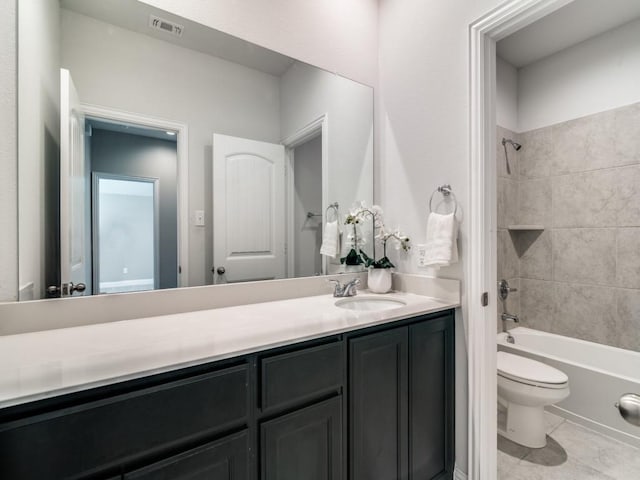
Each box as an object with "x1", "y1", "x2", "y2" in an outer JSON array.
[{"x1": 454, "y1": 464, "x2": 468, "y2": 480}]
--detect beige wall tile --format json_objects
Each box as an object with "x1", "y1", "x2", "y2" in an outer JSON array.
[
  {"x1": 520, "y1": 127, "x2": 552, "y2": 179},
  {"x1": 551, "y1": 111, "x2": 616, "y2": 175},
  {"x1": 520, "y1": 279, "x2": 554, "y2": 331},
  {"x1": 552, "y1": 169, "x2": 617, "y2": 228},
  {"x1": 498, "y1": 230, "x2": 519, "y2": 280},
  {"x1": 552, "y1": 229, "x2": 616, "y2": 285},
  {"x1": 616, "y1": 228, "x2": 640, "y2": 288},
  {"x1": 519, "y1": 178, "x2": 551, "y2": 226},
  {"x1": 617, "y1": 165, "x2": 640, "y2": 227},
  {"x1": 616, "y1": 288, "x2": 640, "y2": 351},
  {"x1": 552, "y1": 283, "x2": 618, "y2": 346},
  {"x1": 613, "y1": 102, "x2": 640, "y2": 167},
  {"x1": 517, "y1": 230, "x2": 552, "y2": 280},
  {"x1": 498, "y1": 178, "x2": 518, "y2": 228}
]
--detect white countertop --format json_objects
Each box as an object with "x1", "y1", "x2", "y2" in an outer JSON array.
[{"x1": 0, "y1": 290, "x2": 457, "y2": 409}]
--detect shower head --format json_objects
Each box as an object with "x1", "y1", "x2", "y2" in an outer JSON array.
[{"x1": 502, "y1": 138, "x2": 522, "y2": 151}]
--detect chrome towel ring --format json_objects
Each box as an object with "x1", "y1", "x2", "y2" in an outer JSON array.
[
  {"x1": 325, "y1": 202, "x2": 339, "y2": 221},
  {"x1": 429, "y1": 184, "x2": 458, "y2": 215}
]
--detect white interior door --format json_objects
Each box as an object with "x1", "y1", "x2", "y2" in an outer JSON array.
[
  {"x1": 213, "y1": 133, "x2": 286, "y2": 283},
  {"x1": 59, "y1": 69, "x2": 88, "y2": 297}
]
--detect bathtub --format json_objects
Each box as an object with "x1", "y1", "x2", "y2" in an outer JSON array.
[{"x1": 498, "y1": 327, "x2": 640, "y2": 448}]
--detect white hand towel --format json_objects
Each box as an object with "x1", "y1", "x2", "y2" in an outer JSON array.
[
  {"x1": 423, "y1": 212, "x2": 458, "y2": 268},
  {"x1": 320, "y1": 220, "x2": 341, "y2": 258}
]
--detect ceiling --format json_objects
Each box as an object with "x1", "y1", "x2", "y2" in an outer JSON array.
[
  {"x1": 61, "y1": 0, "x2": 295, "y2": 77},
  {"x1": 497, "y1": 0, "x2": 640, "y2": 67}
]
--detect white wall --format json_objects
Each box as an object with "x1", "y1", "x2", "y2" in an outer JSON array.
[
  {"x1": 61, "y1": 10, "x2": 281, "y2": 287},
  {"x1": 0, "y1": 0, "x2": 18, "y2": 302},
  {"x1": 18, "y1": 0, "x2": 60, "y2": 300},
  {"x1": 496, "y1": 57, "x2": 518, "y2": 131},
  {"x1": 138, "y1": 0, "x2": 378, "y2": 87},
  {"x1": 280, "y1": 61, "x2": 374, "y2": 260},
  {"x1": 518, "y1": 17, "x2": 640, "y2": 131},
  {"x1": 377, "y1": 0, "x2": 505, "y2": 472}
]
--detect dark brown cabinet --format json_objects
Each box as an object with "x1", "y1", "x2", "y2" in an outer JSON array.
[
  {"x1": 349, "y1": 326, "x2": 409, "y2": 480},
  {"x1": 125, "y1": 431, "x2": 249, "y2": 480},
  {"x1": 261, "y1": 397, "x2": 342, "y2": 480},
  {"x1": 0, "y1": 365, "x2": 249, "y2": 480},
  {"x1": 0, "y1": 309, "x2": 454, "y2": 480},
  {"x1": 349, "y1": 315, "x2": 455, "y2": 480}
]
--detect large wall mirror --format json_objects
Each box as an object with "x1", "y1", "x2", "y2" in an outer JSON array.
[{"x1": 17, "y1": 0, "x2": 373, "y2": 301}]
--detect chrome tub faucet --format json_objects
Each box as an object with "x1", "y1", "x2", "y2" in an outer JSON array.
[{"x1": 501, "y1": 312, "x2": 519, "y2": 343}]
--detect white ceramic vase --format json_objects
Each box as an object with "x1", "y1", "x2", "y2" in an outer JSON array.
[{"x1": 368, "y1": 268, "x2": 392, "y2": 293}]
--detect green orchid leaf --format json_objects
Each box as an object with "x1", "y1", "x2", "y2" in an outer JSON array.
[
  {"x1": 341, "y1": 248, "x2": 364, "y2": 265},
  {"x1": 359, "y1": 250, "x2": 374, "y2": 267},
  {"x1": 372, "y1": 256, "x2": 395, "y2": 269}
]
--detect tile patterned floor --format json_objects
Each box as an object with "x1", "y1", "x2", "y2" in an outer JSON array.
[{"x1": 498, "y1": 410, "x2": 640, "y2": 479}]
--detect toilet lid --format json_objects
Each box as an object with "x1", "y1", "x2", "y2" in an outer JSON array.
[{"x1": 497, "y1": 351, "x2": 568, "y2": 386}]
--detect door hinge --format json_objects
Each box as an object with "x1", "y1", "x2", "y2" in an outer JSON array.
[
  {"x1": 178, "y1": 265, "x2": 182, "y2": 274},
  {"x1": 481, "y1": 292, "x2": 489, "y2": 307}
]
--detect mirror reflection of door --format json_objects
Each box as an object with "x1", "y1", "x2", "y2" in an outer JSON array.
[
  {"x1": 212, "y1": 134, "x2": 286, "y2": 283},
  {"x1": 88, "y1": 122, "x2": 179, "y2": 294},
  {"x1": 57, "y1": 68, "x2": 88, "y2": 298}
]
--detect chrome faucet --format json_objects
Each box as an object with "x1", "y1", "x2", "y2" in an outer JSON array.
[
  {"x1": 329, "y1": 278, "x2": 360, "y2": 297},
  {"x1": 501, "y1": 312, "x2": 519, "y2": 343}
]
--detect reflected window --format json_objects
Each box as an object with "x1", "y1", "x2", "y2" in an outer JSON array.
[{"x1": 93, "y1": 175, "x2": 157, "y2": 294}]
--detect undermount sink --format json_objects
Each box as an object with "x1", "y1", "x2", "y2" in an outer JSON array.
[{"x1": 335, "y1": 296, "x2": 406, "y2": 312}]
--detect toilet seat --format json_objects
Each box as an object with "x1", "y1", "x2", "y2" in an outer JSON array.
[{"x1": 498, "y1": 351, "x2": 568, "y2": 389}]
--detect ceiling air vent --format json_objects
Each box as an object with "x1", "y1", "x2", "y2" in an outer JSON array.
[{"x1": 148, "y1": 14, "x2": 184, "y2": 37}]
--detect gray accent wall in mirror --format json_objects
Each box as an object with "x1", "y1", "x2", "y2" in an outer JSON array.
[{"x1": 17, "y1": 0, "x2": 373, "y2": 301}]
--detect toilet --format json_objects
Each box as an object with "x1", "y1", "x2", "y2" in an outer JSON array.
[{"x1": 497, "y1": 351, "x2": 570, "y2": 448}]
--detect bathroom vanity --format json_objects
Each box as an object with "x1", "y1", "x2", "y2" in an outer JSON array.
[{"x1": 0, "y1": 288, "x2": 456, "y2": 479}]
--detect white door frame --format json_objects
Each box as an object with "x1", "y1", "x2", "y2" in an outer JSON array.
[
  {"x1": 282, "y1": 114, "x2": 329, "y2": 276},
  {"x1": 468, "y1": 1, "x2": 575, "y2": 478},
  {"x1": 81, "y1": 103, "x2": 190, "y2": 288}
]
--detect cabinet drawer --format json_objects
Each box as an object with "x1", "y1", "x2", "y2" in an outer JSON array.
[
  {"x1": 260, "y1": 340, "x2": 343, "y2": 411},
  {"x1": 0, "y1": 365, "x2": 249, "y2": 480},
  {"x1": 125, "y1": 430, "x2": 248, "y2": 480}
]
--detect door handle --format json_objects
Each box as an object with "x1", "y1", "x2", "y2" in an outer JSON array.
[
  {"x1": 215, "y1": 267, "x2": 226, "y2": 275},
  {"x1": 70, "y1": 282, "x2": 86, "y2": 293},
  {"x1": 47, "y1": 285, "x2": 61, "y2": 296}
]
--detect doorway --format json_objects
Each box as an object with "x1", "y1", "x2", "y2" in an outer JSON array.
[
  {"x1": 292, "y1": 134, "x2": 323, "y2": 277},
  {"x1": 469, "y1": 1, "x2": 589, "y2": 478},
  {"x1": 283, "y1": 114, "x2": 329, "y2": 277},
  {"x1": 87, "y1": 120, "x2": 178, "y2": 294}
]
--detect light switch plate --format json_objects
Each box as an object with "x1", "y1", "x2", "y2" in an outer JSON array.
[{"x1": 194, "y1": 210, "x2": 205, "y2": 226}]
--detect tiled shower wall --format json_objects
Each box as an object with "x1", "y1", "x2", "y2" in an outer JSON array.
[{"x1": 496, "y1": 102, "x2": 640, "y2": 351}]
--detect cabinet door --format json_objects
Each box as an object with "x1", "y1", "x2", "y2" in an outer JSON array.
[
  {"x1": 261, "y1": 396, "x2": 342, "y2": 480},
  {"x1": 409, "y1": 316, "x2": 455, "y2": 479},
  {"x1": 349, "y1": 327, "x2": 408, "y2": 480},
  {"x1": 124, "y1": 430, "x2": 248, "y2": 480}
]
